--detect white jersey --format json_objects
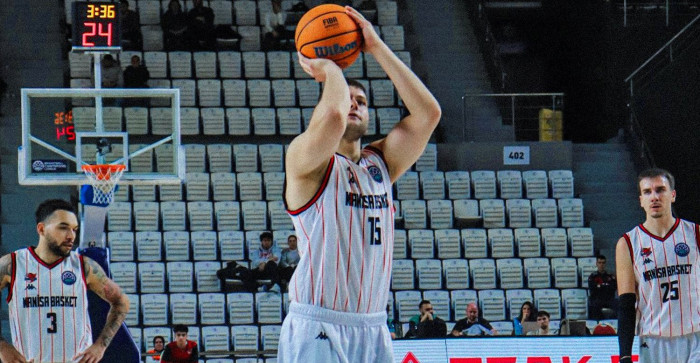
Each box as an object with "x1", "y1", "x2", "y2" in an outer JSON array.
[
  {"x1": 624, "y1": 218, "x2": 700, "y2": 337},
  {"x1": 286, "y1": 147, "x2": 394, "y2": 314},
  {"x1": 7, "y1": 247, "x2": 93, "y2": 363}
]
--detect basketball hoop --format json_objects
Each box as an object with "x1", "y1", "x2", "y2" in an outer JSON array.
[{"x1": 82, "y1": 164, "x2": 125, "y2": 205}]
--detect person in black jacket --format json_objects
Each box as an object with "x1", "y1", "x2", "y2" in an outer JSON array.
[{"x1": 405, "y1": 300, "x2": 447, "y2": 338}]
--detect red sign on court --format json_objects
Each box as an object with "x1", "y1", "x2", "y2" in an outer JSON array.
[{"x1": 402, "y1": 352, "x2": 421, "y2": 363}]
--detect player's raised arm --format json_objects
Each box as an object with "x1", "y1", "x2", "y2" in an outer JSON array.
[
  {"x1": 285, "y1": 55, "x2": 351, "y2": 208},
  {"x1": 616, "y1": 236, "x2": 636, "y2": 363},
  {"x1": 0, "y1": 254, "x2": 31, "y2": 363},
  {"x1": 75, "y1": 256, "x2": 130, "y2": 363},
  {"x1": 345, "y1": 7, "x2": 441, "y2": 182}
]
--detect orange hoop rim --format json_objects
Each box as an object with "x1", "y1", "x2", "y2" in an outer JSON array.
[{"x1": 81, "y1": 164, "x2": 126, "y2": 181}]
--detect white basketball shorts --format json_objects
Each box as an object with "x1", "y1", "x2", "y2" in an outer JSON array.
[
  {"x1": 277, "y1": 302, "x2": 393, "y2": 363},
  {"x1": 639, "y1": 331, "x2": 700, "y2": 363}
]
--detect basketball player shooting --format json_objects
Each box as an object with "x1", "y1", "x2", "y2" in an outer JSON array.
[
  {"x1": 0, "y1": 199, "x2": 130, "y2": 363},
  {"x1": 279, "y1": 6, "x2": 441, "y2": 362},
  {"x1": 616, "y1": 168, "x2": 700, "y2": 363}
]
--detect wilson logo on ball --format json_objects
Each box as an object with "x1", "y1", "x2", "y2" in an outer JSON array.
[
  {"x1": 323, "y1": 17, "x2": 339, "y2": 27},
  {"x1": 314, "y1": 41, "x2": 358, "y2": 57}
]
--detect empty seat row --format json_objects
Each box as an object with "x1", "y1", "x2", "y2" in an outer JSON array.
[
  {"x1": 392, "y1": 227, "x2": 594, "y2": 260},
  {"x1": 395, "y1": 170, "x2": 575, "y2": 200},
  {"x1": 136, "y1": 24, "x2": 404, "y2": 52},
  {"x1": 107, "y1": 200, "x2": 291, "y2": 232},
  {"x1": 70, "y1": 106, "x2": 402, "y2": 137},
  {"x1": 398, "y1": 198, "x2": 584, "y2": 229},
  {"x1": 71, "y1": 76, "x2": 401, "y2": 108},
  {"x1": 127, "y1": 291, "x2": 284, "y2": 327},
  {"x1": 108, "y1": 229, "x2": 295, "y2": 262},
  {"x1": 66, "y1": 50, "x2": 410, "y2": 80},
  {"x1": 391, "y1": 256, "x2": 597, "y2": 291}
]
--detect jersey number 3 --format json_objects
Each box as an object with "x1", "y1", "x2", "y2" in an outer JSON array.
[
  {"x1": 368, "y1": 217, "x2": 382, "y2": 246},
  {"x1": 47, "y1": 312, "x2": 58, "y2": 333},
  {"x1": 661, "y1": 280, "x2": 680, "y2": 303}
]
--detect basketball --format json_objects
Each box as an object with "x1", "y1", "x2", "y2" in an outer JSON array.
[{"x1": 295, "y1": 4, "x2": 363, "y2": 69}]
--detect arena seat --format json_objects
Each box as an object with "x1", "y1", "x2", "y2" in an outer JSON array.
[
  {"x1": 191, "y1": 230, "x2": 218, "y2": 260},
  {"x1": 219, "y1": 230, "x2": 246, "y2": 261},
  {"x1": 443, "y1": 259, "x2": 469, "y2": 290},
  {"x1": 211, "y1": 172, "x2": 237, "y2": 201},
  {"x1": 170, "y1": 293, "x2": 197, "y2": 325},
  {"x1": 167, "y1": 261, "x2": 195, "y2": 292},
  {"x1": 160, "y1": 201, "x2": 186, "y2": 231},
  {"x1": 139, "y1": 262, "x2": 166, "y2": 293},
  {"x1": 164, "y1": 231, "x2": 190, "y2": 261}
]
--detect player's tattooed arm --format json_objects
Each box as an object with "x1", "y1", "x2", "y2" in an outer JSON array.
[{"x1": 83, "y1": 256, "x2": 130, "y2": 348}]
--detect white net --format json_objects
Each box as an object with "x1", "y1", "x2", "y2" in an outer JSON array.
[{"x1": 82, "y1": 165, "x2": 125, "y2": 205}]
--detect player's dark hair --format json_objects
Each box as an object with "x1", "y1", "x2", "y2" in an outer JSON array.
[
  {"x1": 418, "y1": 300, "x2": 431, "y2": 309},
  {"x1": 346, "y1": 79, "x2": 366, "y2": 94},
  {"x1": 153, "y1": 335, "x2": 165, "y2": 345},
  {"x1": 637, "y1": 168, "x2": 675, "y2": 194},
  {"x1": 173, "y1": 324, "x2": 188, "y2": 333},
  {"x1": 260, "y1": 231, "x2": 273, "y2": 241},
  {"x1": 537, "y1": 310, "x2": 550, "y2": 319},
  {"x1": 597, "y1": 255, "x2": 606, "y2": 261},
  {"x1": 35, "y1": 199, "x2": 76, "y2": 224}
]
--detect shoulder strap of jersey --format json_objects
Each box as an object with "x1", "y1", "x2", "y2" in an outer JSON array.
[{"x1": 6, "y1": 252, "x2": 16, "y2": 303}]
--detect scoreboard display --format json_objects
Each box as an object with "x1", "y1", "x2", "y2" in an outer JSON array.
[{"x1": 72, "y1": 2, "x2": 121, "y2": 50}]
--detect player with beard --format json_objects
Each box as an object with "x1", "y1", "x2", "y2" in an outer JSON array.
[
  {"x1": 278, "y1": 6, "x2": 441, "y2": 362},
  {"x1": 0, "y1": 199, "x2": 130, "y2": 363}
]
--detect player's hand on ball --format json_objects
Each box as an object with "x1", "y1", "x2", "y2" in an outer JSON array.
[
  {"x1": 298, "y1": 52, "x2": 340, "y2": 82},
  {"x1": 344, "y1": 6, "x2": 381, "y2": 53}
]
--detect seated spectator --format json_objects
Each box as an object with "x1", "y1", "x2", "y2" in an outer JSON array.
[
  {"x1": 162, "y1": 0, "x2": 195, "y2": 51},
  {"x1": 451, "y1": 302, "x2": 497, "y2": 336},
  {"x1": 216, "y1": 260, "x2": 256, "y2": 292},
  {"x1": 262, "y1": 0, "x2": 293, "y2": 51},
  {"x1": 588, "y1": 254, "x2": 618, "y2": 319},
  {"x1": 123, "y1": 55, "x2": 150, "y2": 88},
  {"x1": 248, "y1": 231, "x2": 282, "y2": 293},
  {"x1": 278, "y1": 234, "x2": 299, "y2": 291},
  {"x1": 187, "y1": 0, "x2": 216, "y2": 50},
  {"x1": 386, "y1": 304, "x2": 398, "y2": 339},
  {"x1": 147, "y1": 335, "x2": 165, "y2": 361},
  {"x1": 120, "y1": 0, "x2": 142, "y2": 50},
  {"x1": 405, "y1": 300, "x2": 447, "y2": 338},
  {"x1": 99, "y1": 54, "x2": 121, "y2": 88},
  {"x1": 526, "y1": 310, "x2": 557, "y2": 336},
  {"x1": 161, "y1": 325, "x2": 198, "y2": 363},
  {"x1": 513, "y1": 301, "x2": 537, "y2": 336}
]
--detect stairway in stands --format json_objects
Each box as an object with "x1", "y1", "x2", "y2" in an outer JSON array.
[{"x1": 573, "y1": 142, "x2": 643, "y2": 268}]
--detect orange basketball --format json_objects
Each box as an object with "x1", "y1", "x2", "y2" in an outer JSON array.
[{"x1": 295, "y1": 4, "x2": 363, "y2": 69}]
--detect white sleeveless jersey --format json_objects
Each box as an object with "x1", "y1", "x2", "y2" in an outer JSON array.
[
  {"x1": 623, "y1": 218, "x2": 700, "y2": 337},
  {"x1": 286, "y1": 147, "x2": 394, "y2": 314},
  {"x1": 7, "y1": 247, "x2": 93, "y2": 363}
]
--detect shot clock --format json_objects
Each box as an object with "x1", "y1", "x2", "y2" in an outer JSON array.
[{"x1": 72, "y1": 1, "x2": 121, "y2": 51}]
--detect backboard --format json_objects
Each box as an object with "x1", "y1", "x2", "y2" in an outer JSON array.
[{"x1": 19, "y1": 87, "x2": 185, "y2": 185}]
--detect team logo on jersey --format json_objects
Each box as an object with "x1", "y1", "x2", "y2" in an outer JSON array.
[
  {"x1": 641, "y1": 247, "x2": 653, "y2": 264},
  {"x1": 347, "y1": 167, "x2": 356, "y2": 184},
  {"x1": 367, "y1": 166, "x2": 383, "y2": 183},
  {"x1": 61, "y1": 271, "x2": 77, "y2": 285},
  {"x1": 24, "y1": 273, "x2": 37, "y2": 290},
  {"x1": 315, "y1": 331, "x2": 329, "y2": 340},
  {"x1": 675, "y1": 242, "x2": 690, "y2": 257}
]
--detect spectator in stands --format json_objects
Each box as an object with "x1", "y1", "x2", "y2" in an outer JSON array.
[
  {"x1": 249, "y1": 231, "x2": 282, "y2": 293},
  {"x1": 527, "y1": 310, "x2": 557, "y2": 336},
  {"x1": 187, "y1": 0, "x2": 216, "y2": 50},
  {"x1": 98, "y1": 54, "x2": 121, "y2": 88},
  {"x1": 120, "y1": 0, "x2": 142, "y2": 50},
  {"x1": 405, "y1": 300, "x2": 447, "y2": 338},
  {"x1": 386, "y1": 304, "x2": 398, "y2": 339},
  {"x1": 513, "y1": 301, "x2": 537, "y2": 336},
  {"x1": 278, "y1": 234, "x2": 299, "y2": 291},
  {"x1": 451, "y1": 302, "x2": 497, "y2": 336},
  {"x1": 146, "y1": 335, "x2": 165, "y2": 361},
  {"x1": 123, "y1": 55, "x2": 150, "y2": 88},
  {"x1": 162, "y1": 0, "x2": 194, "y2": 51},
  {"x1": 160, "y1": 325, "x2": 198, "y2": 363},
  {"x1": 262, "y1": 0, "x2": 293, "y2": 51},
  {"x1": 588, "y1": 254, "x2": 617, "y2": 319}
]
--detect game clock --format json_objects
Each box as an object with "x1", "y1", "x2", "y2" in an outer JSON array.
[{"x1": 72, "y1": 2, "x2": 121, "y2": 51}]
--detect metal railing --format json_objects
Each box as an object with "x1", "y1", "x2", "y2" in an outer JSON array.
[
  {"x1": 625, "y1": 12, "x2": 700, "y2": 98},
  {"x1": 462, "y1": 93, "x2": 565, "y2": 142}
]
